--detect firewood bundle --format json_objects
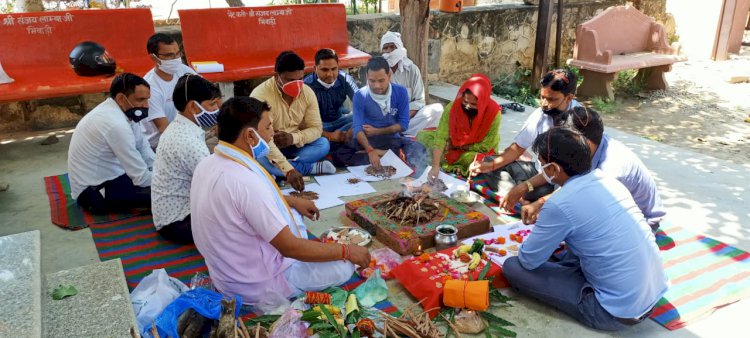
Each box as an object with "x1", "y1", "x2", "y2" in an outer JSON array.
[{"x1": 379, "y1": 193, "x2": 441, "y2": 226}]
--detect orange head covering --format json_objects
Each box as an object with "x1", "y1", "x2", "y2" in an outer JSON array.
[{"x1": 446, "y1": 74, "x2": 501, "y2": 164}]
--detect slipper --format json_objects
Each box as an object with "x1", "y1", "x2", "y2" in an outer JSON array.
[{"x1": 501, "y1": 102, "x2": 525, "y2": 112}]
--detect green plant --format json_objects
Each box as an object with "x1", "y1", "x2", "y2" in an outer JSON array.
[
  {"x1": 613, "y1": 69, "x2": 645, "y2": 96},
  {"x1": 591, "y1": 97, "x2": 619, "y2": 114},
  {"x1": 493, "y1": 65, "x2": 539, "y2": 107},
  {"x1": 1, "y1": 0, "x2": 15, "y2": 14}
]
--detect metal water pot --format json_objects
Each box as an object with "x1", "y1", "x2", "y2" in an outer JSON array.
[{"x1": 434, "y1": 224, "x2": 458, "y2": 251}]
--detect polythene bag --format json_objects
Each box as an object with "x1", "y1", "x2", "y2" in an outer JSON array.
[
  {"x1": 153, "y1": 288, "x2": 242, "y2": 338},
  {"x1": 352, "y1": 268, "x2": 388, "y2": 307},
  {"x1": 130, "y1": 269, "x2": 189, "y2": 335}
]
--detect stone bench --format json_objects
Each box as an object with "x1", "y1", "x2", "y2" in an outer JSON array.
[
  {"x1": 0, "y1": 230, "x2": 41, "y2": 337},
  {"x1": 567, "y1": 5, "x2": 687, "y2": 99}
]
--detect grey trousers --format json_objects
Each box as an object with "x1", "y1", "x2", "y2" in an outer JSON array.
[
  {"x1": 481, "y1": 159, "x2": 554, "y2": 202},
  {"x1": 503, "y1": 254, "x2": 647, "y2": 331}
]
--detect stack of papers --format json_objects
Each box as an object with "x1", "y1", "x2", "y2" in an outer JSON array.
[{"x1": 347, "y1": 150, "x2": 414, "y2": 182}]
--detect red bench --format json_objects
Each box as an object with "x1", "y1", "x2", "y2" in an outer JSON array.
[
  {"x1": 0, "y1": 8, "x2": 155, "y2": 104},
  {"x1": 177, "y1": 4, "x2": 371, "y2": 83}
]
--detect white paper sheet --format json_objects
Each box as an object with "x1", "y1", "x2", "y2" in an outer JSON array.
[
  {"x1": 402, "y1": 166, "x2": 468, "y2": 197},
  {"x1": 346, "y1": 150, "x2": 414, "y2": 182},
  {"x1": 461, "y1": 221, "x2": 534, "y2": 265},
  {"x1": 313, "y1": 173, "x2": 377, "y2": 197},
  {"x1": 192, "y1": 62, "x2": 225, "y2": 74},
  {"x1": 282, "y1": 183, "x2": 345, "y2": 210}
]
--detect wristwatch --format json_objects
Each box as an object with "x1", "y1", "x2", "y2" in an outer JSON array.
[{"x1": 524, "y1": 180, "x2": 534, "y2": 192}]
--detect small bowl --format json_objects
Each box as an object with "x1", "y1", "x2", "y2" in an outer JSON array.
[{"x1": 450, "y1": 190, "x2": 481, "y2": 204}]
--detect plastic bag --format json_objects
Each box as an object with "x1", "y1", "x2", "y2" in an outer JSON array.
[
  {"x1": 153, "y1": 288, "x2": 241, "y2": 338},
  {"x1": 253, "y1": 289, "x2": 292, "y2": 315},
  {"x1": 189, "y1": 272, "x2": 214, "y2": 291},
  {"x1": 269, "y1": 308, "x2": 309, "y2": 338},
  {"x1": 352, "y1": 268, "x2": 388, "y2": 307},
  {"x1": 360, "y1": 248, "x2": 403, "y2": 280},
  {"x1": 130, "y1": 269, "x2": 189, "y2": 335}
]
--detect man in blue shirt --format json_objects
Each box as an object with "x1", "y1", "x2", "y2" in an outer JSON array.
[
  {"x1": 304, "y1": 49, "x2": 360, "y2": 143},
  {"x1": 503, "y1": 106, "x2": 666, "y2": 230},
  {"x1": 503, "y1": 127, "x2": 668, "y2": 331},
  {"x1": 329, "y1": 57, "x2": 427, "y2": 174}
]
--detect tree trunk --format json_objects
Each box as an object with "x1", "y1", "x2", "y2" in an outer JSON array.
[
  {"x1": 225, "y1": 0, "x2": 245, "y2": 7},
  {"x1": 15, "y1": 0, "x2": 44, "y2": 12},
  {"x1": 399, "y1": 0, "x2": 431, "y2": 98}
]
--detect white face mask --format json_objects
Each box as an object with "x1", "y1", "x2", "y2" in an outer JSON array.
[
  {"x1": 540, "y1": 163, "x2": 557, "y2": 185},
  {"x1": 382, "y1": 48, "x2": 407, "y2": 68},
  {"x1": 193, "y1": 101, "x2": 219, "y2": 128},
  {"x1": 156, "y1": 56, "x2": 183, "y2": 75},
  {"x1": 317, "y1": 77, "x2": 336, "y2": 89}
]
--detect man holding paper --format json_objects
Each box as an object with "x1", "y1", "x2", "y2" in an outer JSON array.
[
  {"x1": 330, "y1": 57, "x2": 427, "y2": 175},
  {"x1": 141, "y1": 33, "x2": 198, "y2": 148}
]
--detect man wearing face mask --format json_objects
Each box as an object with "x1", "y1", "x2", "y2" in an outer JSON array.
[
  {"x1": 68, "y1": 73, "x2": 155, "y2": 214},
  {"x1": 303, "y1": 48, "x2": 360, "y2": 143},
  {"x1": 251, "y1": 51, "x2": 336, "y2": 192},
  {"x1": 141, "y1": 33, "x2": 198, "y2": 148},
  {"x1": 470, "y1": 69, "x2": 581, "y2": 202},
  {"x1": 502, "y1": 127, "x2": 667, "y2": 331},
  {"x1": 191, "y1": 97, "x2": 370, "y2": 305},
  {"x1": 379, "y1": 31, "x2": 444, "y2": 137},
  {"x1": 151, "y1": 75, "x2": 222, "y2": 244}
]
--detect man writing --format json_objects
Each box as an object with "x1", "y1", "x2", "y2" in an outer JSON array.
[
  {"x1": 251, "y1": 51, "x2": 336, "y2": 191},
  {"x1": 304, "y1": 48, "x2": 360, "y2": 143},
  {"x1": 380, "y1": 31, "x2": 444, "y2": 136},
  {"x1": 330, "y1": 57, "x2": 427, "y2": 175},
  {"x1": 502, "y1": 127, "x2": 668, "y2": 331},
  {"x1": 470, "y1": 69, "x2": 581, "y2": 202},
  {"x1": 68, "y1": 73, "x2": 154, "y2": 214},
  {"x1": 190, "y1": 97, "x2": 370, "y2": 304},
  {"x1": 141, "y1": 33, "x2": 197, "y2": 148}
]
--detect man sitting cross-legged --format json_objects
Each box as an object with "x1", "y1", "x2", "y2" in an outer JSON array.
[
  {"x1": 190, "y1": 97, "x2": 370, "y2": 304},
  {"x1": 329, "y1": 57, "x2": 427, "y2": 176},
  {"x1": 251, "y1": 51, "x2": 336, "y2": 191},
  {"x1": 502, "y1": 127, "x2": 668, "y2": 331}
]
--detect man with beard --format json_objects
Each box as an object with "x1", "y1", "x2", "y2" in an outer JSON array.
[{"x1": 469, "y1": 69, "x2": 580, "y2": 202}]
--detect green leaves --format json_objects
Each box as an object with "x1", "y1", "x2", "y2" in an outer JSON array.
[
  {"x1": 477, "y1": 260, "x2": 492, "y2": 281},
  {"x1": 51, "y1": 285, "x2": 77, "y2": 300}
]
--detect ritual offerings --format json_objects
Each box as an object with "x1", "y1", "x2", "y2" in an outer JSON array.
[
  {"x1": 289, "y1": 191, "x2": 320, "y2": 200},
  {"x1": 365, "y1": 165, "x2": 397, "y2": 178},
  {"x1": 345, "y1": 191, "x2": 490, "y2": 255}
]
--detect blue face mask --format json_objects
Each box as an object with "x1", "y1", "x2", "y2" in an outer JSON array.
[{"x1": 249, "y1": 128, "x2": 269, "y2": 159}]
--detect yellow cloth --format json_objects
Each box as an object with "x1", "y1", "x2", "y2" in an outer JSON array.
[
  {"x1": 250, "y1": 77, "x2": 323, "y2": 174},
  {"x1": 443, "y1": 280, "x2": 489, "y2": 311}
]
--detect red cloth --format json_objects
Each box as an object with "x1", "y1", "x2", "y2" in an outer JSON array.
[
  {"x1": 446, "y1": 74, "x2": 501, "y2": 164},
  {"x1": 390, "y1": 247, "x2": 508, "y2": 318}
]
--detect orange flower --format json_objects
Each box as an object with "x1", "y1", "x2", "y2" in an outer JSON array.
[
  {"x1": 517, "y1": 237, "x2": 524, "y2": 243},
  {"x1": 498, "y1": 249, "x2": 507, "y2": 256},
  {"x1": 497, "y1": 236, "x2": 506, "y2": 244},
  {"x1": 418, "y1": 253, "x2": 432, "y2": 263},
  {"x1": 397, "y1": 231, "x2": 413, "y2": 239}
]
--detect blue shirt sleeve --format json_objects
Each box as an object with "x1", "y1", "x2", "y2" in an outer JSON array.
[
  {"x1": 518, "y1": 202, "x2": 572, "y2": 270},
  {"x1": 352, "y1": 89, "x2": 365, "y2": 136},
  {"x1": 394, "y1": 86, "x2": 410, "y2": 132}
]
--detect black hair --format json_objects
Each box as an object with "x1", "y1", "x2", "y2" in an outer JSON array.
[
  {"x1": 275, "y1": 50, "x2": 305, "y2": 74},
  {"x1": 366, "y1": 56, "x2": 390, "y2": 74},
  {"x1": 558, "y1": 106, "x2": 604, "y2": 146},
  {"x1": 540, "y1": 69, "x2": 577, "y2": 95},
  {"x1": 146, "y1": 33, "x2": 176, "y2": 55},
  {"x1": 532, "y1": 127, "x2": 592, "y2": 177},
  {"x1": 109, "y1": 73, "x2": 150, "y2": 99},
  {"x1": 315, "y1": 48, "x2": 339, "y2": 65},
  {"x1": 172, "y1": 74, "x2": 221, "y2": 112},
  {"x1": 217, "y1": 97, "x2": 271, "y2": 143}
]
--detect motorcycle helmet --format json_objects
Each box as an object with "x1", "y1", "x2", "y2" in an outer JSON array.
[{"x1": 69, "y1": 41, "x2": 117, "y2": 76}]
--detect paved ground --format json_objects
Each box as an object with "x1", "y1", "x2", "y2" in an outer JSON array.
[{"x1": 1, "y1": 83, "x2": 748, "y2": 336}]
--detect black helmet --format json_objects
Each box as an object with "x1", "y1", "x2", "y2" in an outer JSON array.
[{"x1": 69, "y1": 41, "x2": 117, "y2": 77}]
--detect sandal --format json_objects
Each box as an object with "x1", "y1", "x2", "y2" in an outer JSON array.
[{"x1": 501, "y1": 102, "x2": 525, "y2": 113}]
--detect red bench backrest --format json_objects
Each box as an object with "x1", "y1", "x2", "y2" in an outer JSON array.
[
  {"x1": 178, "y1": 4, "x2": 351, "y2": 75},
  {"x1": 578, "y1": 6, "x2": 653, "y2": 56},
  {"x1": 0, "y1": 9, "x2": 154, "y2": 75}
]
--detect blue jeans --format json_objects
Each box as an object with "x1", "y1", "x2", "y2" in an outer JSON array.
[
  {"x1": 502, "y1": 254, "x2": 641, "y2": 331},
  {"x1": 257, "y1": 137, "x2": 330, "y2": 177},
  {"x1": 322, "y1": 108, "x2": 353, "y2": 132}
]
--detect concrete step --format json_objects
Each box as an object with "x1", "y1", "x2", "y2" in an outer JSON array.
[
  {"x1": 0, "y1": 230, "x2": 42, "y2": 338},
  {"x1": 42, "y1": 259, "x2": 137, "y2": 338}
]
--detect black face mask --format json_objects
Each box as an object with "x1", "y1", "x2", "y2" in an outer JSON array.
[
  {"x1": 124, "y1": 106, "x2": 148, "y2": 123},
  {"x1": 462, "y1": 104, "x2": 478, "y2": 118},
  {"x1": 542, "y1": 107, "x2": 563, "y2": 117}
]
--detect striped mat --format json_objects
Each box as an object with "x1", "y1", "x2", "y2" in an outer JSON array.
[
  {"x1": 43, "y1": 174, "x2": 148, "y2": 230},
  {"x1": 87, "y1": 215, "x2": 401, "y2": 319},
  {"x1": 651, "y1": 224, "x2": 750, "y2": 330}
]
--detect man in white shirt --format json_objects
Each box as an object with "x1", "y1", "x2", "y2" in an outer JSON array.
[
  {"x1": 151, "y1": 75, "x2": 221, "y2": 244},
  {"x1": 379, "y1": 31, "x2": 444, "y2": 137},
  {"x1": 471, "y1": 69, "x2": 580, "y2": 202},
  {"x1": 68, "y1": 73, "x2": 155, "y2": 214},
  {"x1": 141, "y1": 33, "x2": 198, "y2": 148}
]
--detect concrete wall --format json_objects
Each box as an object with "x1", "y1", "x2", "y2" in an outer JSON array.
[{"x1": 348, "y1": 1, "x2": 625, "y2": 85}]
